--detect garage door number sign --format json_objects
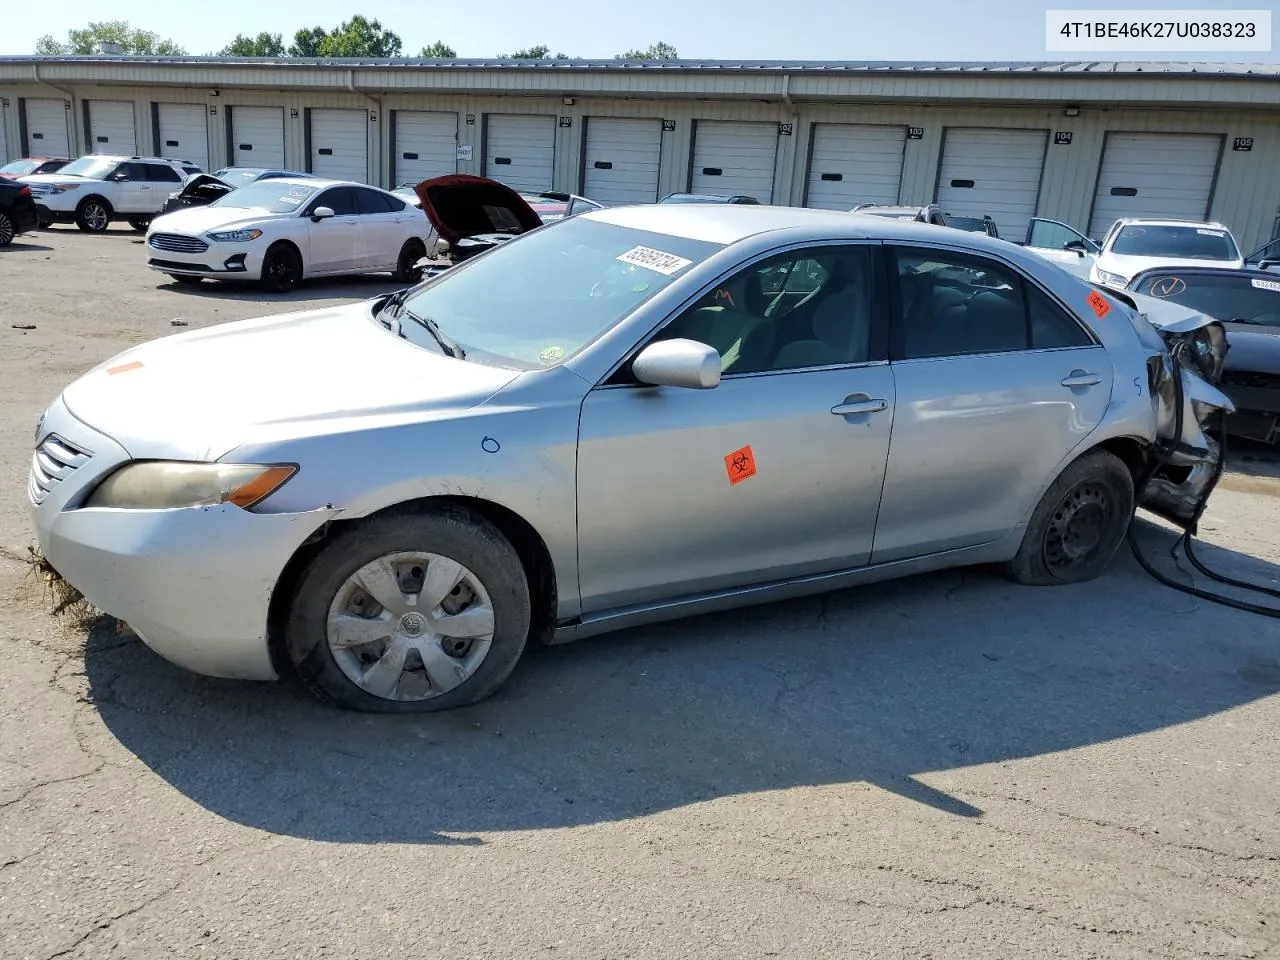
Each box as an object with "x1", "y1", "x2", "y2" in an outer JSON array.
[{"x1": 1233, "y1": 137, "x2": 1253, "y2": 151}]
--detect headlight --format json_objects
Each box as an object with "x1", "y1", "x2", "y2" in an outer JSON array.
[
  {"x1": 1187, "y1": 322, "x2": 1228, "y2": 385},
  {"x1": 1096, "y1": 269, "x2": 1128, "y2": 287},
  {"x1": 50, "y1": 184, "x2": 81, "y2": 194},
  {"x1": 85, "y1": 462, "x2": 296, "y2": 510},
  {"x1": 207, "y1": 229, "x2": 263, "y2": 243}
]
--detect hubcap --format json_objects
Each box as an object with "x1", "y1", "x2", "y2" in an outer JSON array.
[
  {"x1": 1044, "y1": 482, "x2": 1112, "y2": 572},
  {"x1": 325, "y1": 551, "x2": 495, "y2": 701},
  {"x1": 86, "y1": 204, "x2": 107, "y2": 230},
  {"x1": 0, "y1": 215, "x2": 13, "y2": 244}
]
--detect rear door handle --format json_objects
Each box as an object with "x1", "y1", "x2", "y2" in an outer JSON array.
[
  {"x1": 1060, "y1": 370, "x2": 1102, "y2": 388},
  {"x1": 831, "y1": 397, "x2": 888, "y2": 417}
]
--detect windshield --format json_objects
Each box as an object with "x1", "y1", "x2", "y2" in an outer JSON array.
[
  {"x1": 212, "y1": 181, "x2": 318, "y2": 212},
  {"x1": 660, "y1": 195, "x2": 721, "y2": 204},
  {"x1": 212, "y1": 168, "x2": 266, "y2": 188},
  {"x1": 395, "y1": 217, "x2": 723, "y2": 368},
  {"x1": 1134, "y1": 273, "x2": 1280, "y2": 328},
  {"x1": 1111, "y1": 225, "x2": 1240, "y2": 261},
  {"x1": 57, "y1": 157, "x2": 120, "y2": 179},
  {"x1": 1, "y1": 159, "x2": 41, "y2": 176}
]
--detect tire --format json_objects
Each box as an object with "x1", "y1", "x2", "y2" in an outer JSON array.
[
  {"x1": 285, "y1": 506, "x2": 532, "y2": 713},
  {"x1": 0, "y1": 211, "x2": 14, "y2": 247},
  {"x1": 75, "y1": 197, "x2": 112, "y2": 233},
  {"x1": 167, "y1": 274, "x2": 204, "y2": 286},
  {"x1": 1004, "y1": 449, "x2": 1135, "y2": 586},
  {"x1": 392, "y1": 239, "x2": 426, "y2": 284},
  {"x1": 260, "y1": 242, "x2": 302, "y2": 293},
  {"x1": 128, "y1": 217, "x2": 151, "y2": 232}
]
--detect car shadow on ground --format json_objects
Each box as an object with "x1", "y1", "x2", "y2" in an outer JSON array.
[
  {"x1": 154, "y1": 274, "x2": 408, "y2": 304},
  {"x1": 81, "y1": 518, "x2": 1280, "y2": 846},
  {"x1": 5, "y1": 240, "x2": 55, "y2": 252}
]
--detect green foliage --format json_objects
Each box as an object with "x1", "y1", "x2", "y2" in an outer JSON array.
[
  {"x1": 418, "y1": 41, "x2": 457, "y2": 58},
  {"x1": 220, "y1": 33, "x2": 286, "y2": 57},
  {"x1": 36, "y1": 20, "x2": 187, "y2": 55},
  {"x1": 615, "y1": 41, "x2": 678, "y2": 60},
  {"x1": 501, "y1": 45, "x2": 570, "y2": 59},
  {"x1": 290, "y1": 16, "x2": 403, "y2": 58}
]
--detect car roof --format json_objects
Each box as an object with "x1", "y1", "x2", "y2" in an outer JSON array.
[
  {"x1": 586, "y1": 202, "x2": 983, "y2": 246},
  {"x1": 1114, "y1": 217, "x2": 1233, "y2": 230}
]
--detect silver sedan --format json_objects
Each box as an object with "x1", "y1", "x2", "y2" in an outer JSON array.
[{"x1": 29, "y1": 205, "x2": 1231, "y2": 712}]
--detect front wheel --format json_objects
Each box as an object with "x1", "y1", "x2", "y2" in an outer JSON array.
[
  {"x1": 127, "y1": 217, "x2": 151, "y2": 232},
  {"x1": 392, "y1": 239, "x2": 426, "y2": 284},
  {"x1": 0, "y1": 211, "x2": 14, "y2": 247},
  {"x1": 259, "y1": 242, "x2": 302, "y2": 293},
  {"x1": 1004, "y1": 449, "x2": 1135, "y2": 586},
  {"x1": 285, "y1": 507, "x2": 532, "y2": 713},
  {"x1": 75, "y1": 198, "x2": 112, "y2": 233}
]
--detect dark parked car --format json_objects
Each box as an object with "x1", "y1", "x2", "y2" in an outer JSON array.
[
  {"x1": 851, "y1": 203, "x2": 950, "y2": 226},
  {"x1": 946, "y1": 214, "x2": 1000, "y2": 238},
  {"x1": 1, "y1": 157, "x2": 71, "y2": 180},
  {"x1": 1127, "y1": 265, "x2": 1280, "y2": 444},
  {"x1": 161, "y1": 167, "x2": 315, "y2": 213},
  {"x1": 0, "y1": 179, "x2": 40, "y2": 246},
  {"x1": 659, "y1": 192, "x2": 761, "y2": 205},
  {"x1": 1244, "y1": 236, "x2": 1280, "y2": 273}
]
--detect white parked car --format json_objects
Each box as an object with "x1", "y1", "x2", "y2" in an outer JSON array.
[
  {"x1": 145, "y1": 177, "x2": 434, "y2": 292},
  {"x1": 1089, "y1": 219, "x2": 1244, "y2": 290},
  {"x1": 21, "y1": 154, "x2": 203, "y2": 233}
]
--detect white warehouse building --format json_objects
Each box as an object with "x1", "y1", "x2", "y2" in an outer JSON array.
[{"x1": 1, "y1": 56, "x2": 1277, "y2": 249}]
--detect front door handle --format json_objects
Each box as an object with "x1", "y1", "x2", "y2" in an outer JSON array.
[
  {"x1": 1060, "y1": 370, "x2": 1102, "y2": 388},
  {"x1": 831, "y1": 396, "x2": 888, "y2": 417}
]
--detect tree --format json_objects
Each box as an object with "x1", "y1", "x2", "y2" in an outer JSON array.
[
  {"x1": 220, "y1": 32, "x2": 285, "y2": 57},
  {"x1": 289, "y1": 16, "x2": 403, "y2": 57},
  {"x1": 616, "y1": 41, "x2": 678, "y2": 61},
  {"x1": 418, "y1": 41, "x2": 457, "y2": 58},
  {"x1": 36, "y1": 20, "x2": 187, "y2": 55},
  {"x1": 501, "y1": 45, "x2": 570, "y2": 59}
]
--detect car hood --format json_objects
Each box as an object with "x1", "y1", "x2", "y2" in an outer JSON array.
[
  {"x1": 175, "y1": 172, "x2": 235, "y2": 196},
  {"x1": 19, "y1": 173, "x2": 102, "y2": 185},
  {"x1": 1098, "y1": 252, "x2": 1245, "y2": 278},
  {"x1": 149, "y1": 204, "x2": 290, "y2": 234},
  {"x1": 61, "y1": 300, "x2": 521, "y2": 461},
  {"x1": 1222, "y1": 323, "x2": 1280, "y2": 375},
  {"x1": 413, "y1": 174, "x2": 543, "y2": 245}
]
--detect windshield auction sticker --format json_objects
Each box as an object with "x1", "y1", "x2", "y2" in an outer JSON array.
[{"x1": 617, "y1": 246, "x2": 693, "y2": 276}]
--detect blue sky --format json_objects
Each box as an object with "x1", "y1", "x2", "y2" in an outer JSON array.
[{"x1": 6, "y1": 0, "x2": 1277, "y2": 60}]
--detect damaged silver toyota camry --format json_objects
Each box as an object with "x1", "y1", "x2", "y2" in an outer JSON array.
[{"x1": 28, "y1": 203, "x2": 1232, "y2": 712}]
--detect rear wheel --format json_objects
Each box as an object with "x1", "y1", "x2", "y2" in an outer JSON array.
[
  {"x1": 0, "y1": 211, "x2": 14, "y2": 247},
  {"x1": 392, "y1": 239, "x2": 426, "y2": 284},
  {"x1": 260, "y1": 242, "x2": 302, "y2": 293},
  {"x1": 127, "y1": 217, "x2": 151, "y2": 232},
  {"x1": 75, "y1": 198, "x2": 112, "y2": 233},
  {"x1": 1004, "y1": 449, "x2": 1135, "y2": 585},
  {"x1": 285, "y1": 507, "x2": 532, "y2": 713},
  {"x1": 167, "y1": 274, "x2": 204, "y2": 286}
]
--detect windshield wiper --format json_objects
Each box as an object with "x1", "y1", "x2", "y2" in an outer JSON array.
[
  {"x1": 402, "y1": 309, "x2": 466, "y2": 359},
  {"x1": 378, "y1": 286, "x2": 414, "y2": 324}
]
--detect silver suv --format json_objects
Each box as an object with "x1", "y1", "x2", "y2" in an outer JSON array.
[{"x1": 21, "y1": 155, "x2": 204, "y2": 233}]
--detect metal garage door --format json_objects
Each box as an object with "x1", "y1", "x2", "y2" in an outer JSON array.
[
  {"x1": 230, "y1": 106, "x2": 285, "y2": 168},
  {"x1": 309, "y1": 108, "x2": 369, "y2": 183},
  {"x1": 156, "y1": 103, "x2": 209, "y2": 170},
  {"x1": 87, "y1": 101, "x2": 137, "y2": 155},
  {"x1": 690, "y1": 120, "x2": 778, "y2": 203},
  {"x1": 582, "y1": 117, "x2": 663, "y2": 204},
  {"x1": 936, "y1": 128, "x2": 1048, "y2": 241},
  {"x1": 1088, "y1": 133, "x2": 1223, "y2": 239},
  {"x1": 805, "y1": 123, "x2": 906, "y2": 210},
  {"x1": 393, "y1": 111, "x2": 456, "y2": 186},
  {"x1": 484, "y1": 115, "x2": 555, "y2": 193},
  {"x1": 23, "y1": 98, "x2": 70, "y2": 157},
  {"x1": 0, "y1": 103, "x2": 8, "y2": 163}
]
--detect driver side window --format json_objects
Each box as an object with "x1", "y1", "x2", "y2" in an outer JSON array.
[{"x1": 654, "y1": 246, "x2": 875, "y2": 376}]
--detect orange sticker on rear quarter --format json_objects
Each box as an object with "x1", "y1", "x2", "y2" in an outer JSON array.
[
  {"x1": 1086, "y1": 291, "x2": 1111, "y2": 318},
  {"x1": 724, "y1": 445, "x2": 757, "y2": 485},
  {"x1": 107, "y1": 361, "x2": 144, "y2": 375}
]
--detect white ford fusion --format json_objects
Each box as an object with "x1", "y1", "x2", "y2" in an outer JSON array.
[{"x1": 144, "y1": 177, "x2": 434, "y2": 292}]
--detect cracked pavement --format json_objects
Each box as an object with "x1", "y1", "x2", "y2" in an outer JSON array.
[{"x1": 2, "y1": 229, "x2": 1279, "y2": 959}]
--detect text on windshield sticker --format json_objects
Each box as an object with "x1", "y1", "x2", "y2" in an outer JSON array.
[
  {"x1": 1252, "y1": 278, "x2": 1280, "y2": 293},
  {"x1": 616, "y1": 246, "x2": 693, "y2": 276},
  {"x1": 1196, "y1": 229, "x2": 1225, "y2": 237}
]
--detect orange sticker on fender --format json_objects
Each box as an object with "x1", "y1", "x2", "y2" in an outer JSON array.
[
  {"x1": 1086, "y1": 291, "x2": 1111, "y2": 318},
  {"x1": 724, "y1": 445, "x2": 757, "y2": 485},
  {"x1": 107, "y1": 361, "x2": 144, "y2": 375}
]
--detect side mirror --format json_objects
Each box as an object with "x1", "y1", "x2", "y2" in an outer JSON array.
[
  {"x1": 310, "y1": 206, "x2": 335, "y2": 222},
  {"x1": 1259, "y1": 259, "x2": 1280, "y2": 271},
  {"x1": 632, "y1": 338, "x2": 721, "y2": 390},
  {"x1": 1063, "y1": 239, "x2": 1088, "y2": 256}
]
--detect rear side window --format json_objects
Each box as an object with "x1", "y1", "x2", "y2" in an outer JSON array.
[
  {"x1": 353, "y1": 187, "x2": 404, "y2": 213},
  {"x1": 890, "y1": 247, "x2": 1092, "y2": 359},
  {"x1": 144, "y1": 164, "x2": 182, "y2": 183}
]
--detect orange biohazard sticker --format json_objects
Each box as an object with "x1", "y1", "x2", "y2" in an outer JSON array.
[
  {"x1": 107, "y1": 360, "x2": 144, "y2": 376},
  {"x1": 1086, "y1": 290, "x2": 1111, "y2": 318},
  {"x1": 724, "y1": 445, "x2": 757, "y2": 485}
]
